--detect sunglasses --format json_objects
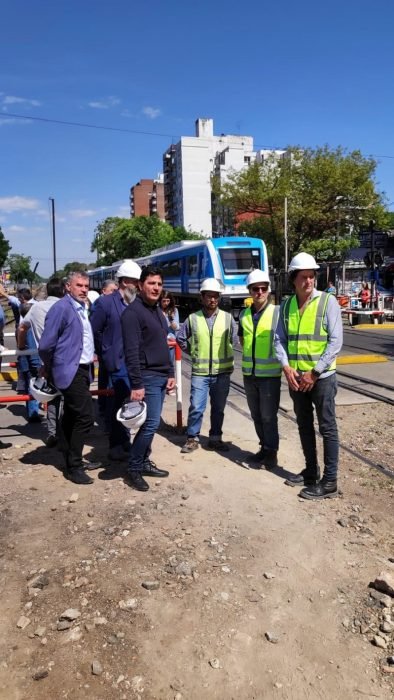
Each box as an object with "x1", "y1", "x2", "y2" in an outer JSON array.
[{"x1": 251, "y1": 286, "x2": 269, "y2": 292}]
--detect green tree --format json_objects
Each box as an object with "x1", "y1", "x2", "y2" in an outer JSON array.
[
  {"x1": 0, "y1": 226, "x2": 11, "y2": 268},
  {"x1": 91, "y1": 216, "x2": 203, "y2": 264},
  {"x1": 53, "y1": 261, "x2": 89, "y2": 279},
  {"x1": 218, "y1": 146, "x2": 388, "y2": 267},
  {"x1": 6, "y1": 254, "x2": 36, "y2": 285}
]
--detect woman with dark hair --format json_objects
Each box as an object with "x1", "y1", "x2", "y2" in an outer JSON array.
[{"x1": 159, "y1": 291, "x2": 180, "y2": 337}]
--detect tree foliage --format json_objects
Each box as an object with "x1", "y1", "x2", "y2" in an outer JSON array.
[
  {"x1": 91, "y1": 216, "x2": 203, "y2": 265},
  {"x1": 0, "y1": 226, "x2": 11, "y2": 268},
  {"x1": 6, "y1": 254, "x2": 37, "y2": 284},
  {"x1": 218, "y1": 146, "x2": 389, "y2": 267},
  {"x1": 52, "y1": 261, "x2": 89, "y2": 279}
]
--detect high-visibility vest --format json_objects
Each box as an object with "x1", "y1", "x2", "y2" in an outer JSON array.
[
  {"x1": 189, "y1": 310, "x2": 234, "y2": 376},
  {"x1": 240, "y1": 304, "x2": 281, "y2": 377},
  {"x1": 281, "y1": 292, "x2": 335, "y2": 371}
]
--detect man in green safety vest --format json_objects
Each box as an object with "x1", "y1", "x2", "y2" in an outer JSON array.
[
  {"x1": 238, "y1": 269, "x2": 282, "y2": 470},
  {"x1": 177, "y1": 278, "x2": 237, "y2": 453},
  {"x1": 274, "y1": 252, "x2": 343, "y2": 500}
]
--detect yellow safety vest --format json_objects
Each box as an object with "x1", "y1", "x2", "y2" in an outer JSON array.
[
  {"x1": 240, "y1": 304, "x2": 282, "y2": 377},
  {"x1": 281, "y1": 292, "x2": 336, "y2": 371},
  {"x1": 189, "y1": 310, "x2": 234, "y2": 376}
]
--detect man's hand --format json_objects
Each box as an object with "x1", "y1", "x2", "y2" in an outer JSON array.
[
  {"x1": 283, "y1": 366, "x2": 301, "y2": 391},
  {"x1": 166, "y1": 377, "x2": 176, "y2": 392},
  {"x1": 298, "y1": 370, "x2": 318, "y2": 393},
  {"x1": 131, "y1": 388, "x2": 145, "y2": 402}
]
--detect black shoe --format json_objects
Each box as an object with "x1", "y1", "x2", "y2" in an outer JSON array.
[
  {"x1": 45, "y1": 435, "x2": 58, "y2": 448},
  {"x1": 0, "y1": 440, "x2": 12, "y2": 449},
  {"x1": 64, "y1": 469, "x2": 94, "y2": 485},
  {"x1": 284, "y1": 469, "x2": 319, "y2": 487},
  {"x1": 28, "y1": 414, "x2": 41, "y2": 424},
  {"x1": 141, "y1": 460, "x2": 169, "y2": 478},
  {"x1": 299, "y1": 479, "x2": 338, "y2": 500},
  {"x1": 126, "y1": 472, "x2": 149, "y2": 491},
  {"x1": 262, "y1": 450, "x2": 278, "y2": 471}
]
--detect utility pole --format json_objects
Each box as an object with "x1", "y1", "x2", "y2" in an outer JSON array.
[
  {"x1": 369, "y1": 219, "x2": 375, "y2": 311},
  {"x1": 284, "y1": 196, "x2": 288, "y2": 271},
  {"x1": 49, "y1": 197, "x2": 57, "y2": 275}
]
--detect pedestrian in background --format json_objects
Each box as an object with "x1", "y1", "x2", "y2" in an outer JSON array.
[
  {"x1": 17, "y1": 303, "x2": 41, "y2": 423},
  {"x1": 238, "y1": 269, "x2": 281, "y2": 470},
  {"x1": 274, "y1": 252, "x2": 343, "y2": 500},
  {"x1": 121, "y1": 266, "x2": 175, "y2": 492},
  {"x1": 177, "y1": 278, "x2": 236, "y2": 454}
]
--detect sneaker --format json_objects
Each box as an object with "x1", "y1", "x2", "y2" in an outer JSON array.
[
  {"x1": 181, "y1": 437, "x2": 199, "y2": 454},
  {"x1": 207, "y1": 439, "x2": 230, "y2": 452}
]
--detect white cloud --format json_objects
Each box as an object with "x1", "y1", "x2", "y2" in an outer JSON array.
[
  {"x1": 88, "y1": 96, "x2": 121, "y2": 110},
  {"x1": 2, "y1": 95, "x2": 41, "y2": 107},
  {"x1": 8, "y1": 225, "x2": 26, "y2": 233},
  {"x1": 0, "y1": 196, "x2": 40, "y2": 213},
  {"x1": 0, "y1": 117, "x2": 32, "y2": 126},
  {"x1": 69, "y1": 209, "x2": 97, "y2": 218},
  {"x1": 142, "y1": 106, "x2": 161, "y2": 120}
]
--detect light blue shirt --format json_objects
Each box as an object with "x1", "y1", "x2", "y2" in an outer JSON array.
[{"x1": 70, "y1": 297, "x2": 95, "y2": 364}]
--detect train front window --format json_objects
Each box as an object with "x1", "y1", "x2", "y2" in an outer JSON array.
[{"x1": 219, "y1": 248, "x2": 261, "y2": 274}]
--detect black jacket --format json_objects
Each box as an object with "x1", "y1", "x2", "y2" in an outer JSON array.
[
  {"x1": 90, "y1": 290, "x2": 127, "y2": 372},
  {"x1": 121, "y1": 295, "x2": 173, "y2": 390}
]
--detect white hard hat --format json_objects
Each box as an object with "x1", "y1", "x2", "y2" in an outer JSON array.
[
  {"x1": 246, "y1": 269, "x2": 270, "y2": 287},
  {"x1": 116, "y1": 260, "x2": 142, "y2": 280},
  {"x1": 29, "y1": 377, "x2": 61, "y2": 403},
  {"x1": 87, "y1": 290, "x2": 99, "y2": 304},
  {"x1": 199, "y1": 278, "x2": 222, "y2": 293},
  {"x1": 116, "y1": 400, "x2": 147, "y2": 431},
  {"x1": 288, "y1": 252, "x2": 320, "y2": 272}
]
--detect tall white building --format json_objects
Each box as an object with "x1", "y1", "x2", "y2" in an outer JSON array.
[{"x1": 163, "y1": 118, "x2": 255, "y2": 236}]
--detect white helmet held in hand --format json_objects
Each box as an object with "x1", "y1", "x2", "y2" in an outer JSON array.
[
  {"x1": 116, "y1": 400, "x2": 147, "y2": 431},
  {"x1": 87, "y1": 290, "x2": 99, "y2": 304},
  {"x1": 246, "y1": 269, "x2": 270, "y2": 288},
  {"x1": 116, "y1": 259, "x2": 142, "y2": 280},
  {"x1": 288, "y1": 252, "x2": 320, "y2": 272},
  {"x1": 199, "y1": 278, "x2": 222, "y2": 293},
  {"x1": 29, "y1": 377, "x2": 61, "y2": 403}
]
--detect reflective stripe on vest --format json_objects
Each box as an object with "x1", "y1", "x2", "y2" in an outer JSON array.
[
  {"x1": 189, "y1": 310, "x2": 234, "y2": 376},
  {"x1": 240, "y1": 304, "x2": 282, "y2": 377},
  {"x1": 282, "y1": 292, "x2": 336, "y2": 371}
]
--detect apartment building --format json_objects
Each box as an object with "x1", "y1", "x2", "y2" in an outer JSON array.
[{"x1": 129, "y1": 176, "x2": 165, "y2": 220}]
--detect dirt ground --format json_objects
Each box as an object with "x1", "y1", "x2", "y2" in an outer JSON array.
[{"x1": 0, "y1": 394, "x2": 393, "y2": 700}]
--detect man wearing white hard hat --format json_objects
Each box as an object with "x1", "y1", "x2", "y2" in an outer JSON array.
[
  {"x1": 238, "y1": 269, "x2": 282, "y2": 470},
  {"x1": 177, "y1": 278, "x2": 237, "y2": 453},
  {"x1": 91, "y1": 259, "x2": 141, "y2": 461},
  {"x1": 274, "y1": 252, "x2": 343, "y2": 499}
]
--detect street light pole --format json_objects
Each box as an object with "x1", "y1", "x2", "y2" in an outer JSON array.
[
  {"x1": 284, "y1": 196, "x2": 288, "y2": 271},
  {"x1": 49, "y1": 197, "x2": 57, "y2": 275}
]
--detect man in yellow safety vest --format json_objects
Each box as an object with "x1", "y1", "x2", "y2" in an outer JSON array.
[
  {"x1": 177, "y1": 278, "x2": 237, "y2": 453},
  {"x1": 238, "y1": 269, "x2": 282, "y2": 470},
  {"x1": 274, "y1": 252, "x2": 343, "y2": 500}
]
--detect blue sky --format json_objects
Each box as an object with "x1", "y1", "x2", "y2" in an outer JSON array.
[{"x1": 1, "y1": 0, "x2": 394, "y2": 277}]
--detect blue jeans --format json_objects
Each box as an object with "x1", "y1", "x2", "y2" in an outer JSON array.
[
  {"x1": 128, "y1": 374, "x2": 167, "y2": 473},
  {"x1": 290, "y1": 374, "x2": 339, "y2": 481},
  {"x1": 243, "y1": 375, "x2": 281, "y2": 452},
  {"x1": 187, "y1": 373, "x2": 231, "y2": 440},
  {"x1": 108, "y1": 364, "x2": 131, "y2": 449}
]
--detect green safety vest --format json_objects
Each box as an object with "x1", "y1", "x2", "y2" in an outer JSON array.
[
  {"x1": 240, "y1": 304, "x2": 282, "y2": 377},
  {"x1": 189, "y1": 310, "x2": 234, "y2": 376},
  {"x1": 281, "y1": 292, "x2": 335, "y2": 371}
]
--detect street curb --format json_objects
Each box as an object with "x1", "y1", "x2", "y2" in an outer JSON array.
[
  {"x1": 337, "y1": 355, "x2": 388, "y2": 364},
  {"x1": 0, "y1": 371, "x2": 17, "y2": 381},
  {"x1": 354, "y1": 323, "x2": 394, "y2": 330}
]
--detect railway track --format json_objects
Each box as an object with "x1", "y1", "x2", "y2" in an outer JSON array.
[{"x1": 336, "y1": 369, "x2": 394, "y2": 406}]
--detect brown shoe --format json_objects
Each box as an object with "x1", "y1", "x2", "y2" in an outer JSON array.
[{"x1": 181, "y1": 438, "x2": 199, "y2": 453}]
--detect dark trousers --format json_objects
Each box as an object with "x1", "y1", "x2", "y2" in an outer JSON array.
[
  {"x1": 243, "y1": 375, "x2": 281, "y2": 452},
  {"x1": 61, "y1": 365, "x2": 94, "y2": 470},
  {"x1": 290, "y1": 374, "x2": 339, "y2": 481}
]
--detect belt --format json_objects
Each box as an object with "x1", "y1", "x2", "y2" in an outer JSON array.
[{"x1": 79, "y1": 363, "x2": 90, "y2": 369}]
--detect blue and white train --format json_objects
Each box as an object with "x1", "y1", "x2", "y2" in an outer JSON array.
[{"x1": 87, "y1": 236, "x2": 268, "y2": 317}]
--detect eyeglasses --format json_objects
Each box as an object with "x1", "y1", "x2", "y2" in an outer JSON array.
[{"x1": 251, "y1": 286, "x2": 269, "y2": 293}]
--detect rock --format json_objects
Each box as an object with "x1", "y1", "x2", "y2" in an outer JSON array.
[
  {"x1": 372, "y1": 635, "x2": 387, "y2": 649},
  {"x1": 119, "y1": 598, "x2": 138, "y2": 610},
  {"x1": 141, "y1": 580, "x2": 160, "y2": 591},
  {"x1": 274, "y1": 682, "x2": 283, "y2": 689},
  {"x1": 380, "y1": 621, "x2": 394, "y2": 633},
  {"x1": 337, "y1": 518, "x2": 348, "y2": 527},
  {"x1": 263, "y1": 572, "x2": 275, "y2": 580},
  {"x1": 91, "y1": 660, "x2": 103, "y2": 676},
  {"x1": 265, "y1": 631, "x2": 279, "y2": 644},
  {"x1": 122, "y1": 530, "x2": 130, "y2": 537},
  {"x1": 32, "y1": 667, "x2": 48, "y2": 681},
  {"x1": 369, "y1": 589, "x2": 392, "y2": 608},
  {"x1": 34, "y1": 626, "x2": 46, "y2": 637},
  {"x1": 342, "y1": 617, "x2": 350, "y2": 630},
  {"x1": 131, "y1": 676, "x2": 144, "y2": 692},
  {"x1": 61, "y1": 626, "x2": 82, "y2": 644},
  {"x1": 74, "y1": 577, "x2": 88, "y2": 588},
  {"x1": 209, "y1": 658, "x2": 220, "y2": 669},
  {"x1": 69, "y1": 493, "x2": 79, "y2": 503},
  {"x1": 175, "y1": 561, "x2": 194, "y2": 576},
  {"x1": 57, "y1": 620, "x2": 72, "y2": 631},
  {"x1": 59, "y1": 608, "x2": 81, "y2": 621},
  {"x1": 373, "y1": 571, "x2": 394, "y2": 597},
  {"x1": 93, "y1": 616, "x2": 108, "y2": 625},
  {"x1": 181, "y1": 492, "x2": 190, "y2": 500},
  {"x1": 28, "y1": 573, "x2": 49, "y2": 590},
  {"x1": 16, "y1": 616, "x2": 31, "y2": 629}
]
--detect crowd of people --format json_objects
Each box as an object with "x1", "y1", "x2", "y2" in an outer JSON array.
[{"x1": 0, "y1": 250, "x2": 343, "y2": 500}]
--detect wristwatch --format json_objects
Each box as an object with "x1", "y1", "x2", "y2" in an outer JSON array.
[{"x1": 311, "y1": 369, "x2": 321, "y2": 379}]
